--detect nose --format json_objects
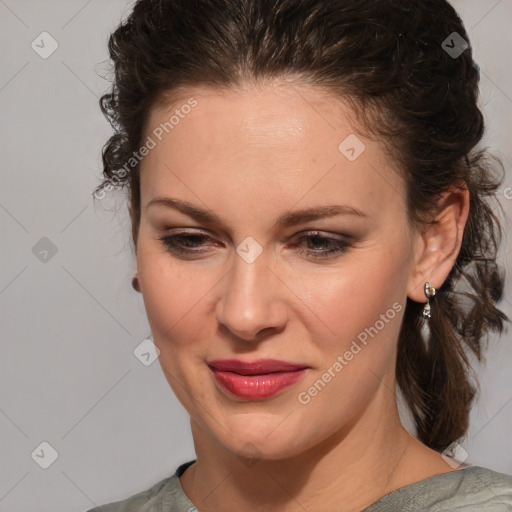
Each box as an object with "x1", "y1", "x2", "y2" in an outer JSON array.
[{"x1": 215, "y1": 247, "x2": 288, "y2": 342}]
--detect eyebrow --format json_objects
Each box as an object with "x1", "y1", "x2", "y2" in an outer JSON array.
[{"x1": 146, "y1": 196, "x2": 369, "y2": 229}]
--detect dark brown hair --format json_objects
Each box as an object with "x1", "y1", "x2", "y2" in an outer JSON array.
[{"x1": 93, "y1": 0, "x2": 509, "y2": 452}]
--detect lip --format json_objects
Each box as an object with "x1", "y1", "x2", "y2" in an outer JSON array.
[
  {"x1": 208, "y1": 359, "x2": 309, "y2": 400},
  {"x1": 208, "y1": 358, "x2": 309, "y2": 374}
]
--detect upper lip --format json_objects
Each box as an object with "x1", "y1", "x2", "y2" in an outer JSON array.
[{"x1": 208, "y1": 359, "x2": 309, "y2": 375}]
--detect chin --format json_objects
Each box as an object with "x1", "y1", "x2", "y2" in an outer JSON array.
[{"x1": 212, "y1": 419, "x2": 307, "y2": 462}]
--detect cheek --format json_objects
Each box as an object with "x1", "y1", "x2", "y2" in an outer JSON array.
[
  {"x1": 293, "y1": 251, "x2": 408, "y2": 432},
  {"x1": 137, "y1": 251, "x2": 215, "y2": 411},
  {"x1": 301, "y1": 244, "x2": 409, "y2": 351},
  {"x1": 137, "y1": 248, "x2": 213, "y2": 353}
]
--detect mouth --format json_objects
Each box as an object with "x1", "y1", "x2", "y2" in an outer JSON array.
[
  {"x1": 207, "y1": 358, "x2": 309, "y2": 375},
  {"x1": 207, "y1": 359, "x2": 310, "y2": 400}
]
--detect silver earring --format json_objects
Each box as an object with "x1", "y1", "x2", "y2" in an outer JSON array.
[{"x1": 422, "y1": 282, "x2": 436, "y2": 319}]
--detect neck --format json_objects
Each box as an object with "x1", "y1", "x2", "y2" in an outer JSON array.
[{"x1": 179, "y1": 384, "x2": 431, "y2": 512}]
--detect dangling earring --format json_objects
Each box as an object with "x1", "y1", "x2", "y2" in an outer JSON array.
[
  {"x1": 422, "y1": 281, "x2": 436, "y2": 319},
  {"x1": 132, "y1": 273, "x2": 141, "y2": 292}
]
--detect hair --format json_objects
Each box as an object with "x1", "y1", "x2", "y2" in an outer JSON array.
[{"x1": 93, "y1": 0, "x2": 509, "y2": 452}]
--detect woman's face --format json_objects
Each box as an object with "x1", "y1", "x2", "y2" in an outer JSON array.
[{"x1": 136, "y1": 83, "x2": 420, "y2": 460}]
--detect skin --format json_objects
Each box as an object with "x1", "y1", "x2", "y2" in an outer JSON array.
[{"x1": 134, "y1": 81, "x2": 470, "y2": 512}]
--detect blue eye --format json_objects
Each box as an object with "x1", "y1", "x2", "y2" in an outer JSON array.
[{"x1": 159, "y1": 230, "x2": 350, "y2": 260}]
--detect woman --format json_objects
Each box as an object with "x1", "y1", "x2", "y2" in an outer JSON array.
[{"x1": 89, "y1": 0, "x2": 512, "y2": 510}]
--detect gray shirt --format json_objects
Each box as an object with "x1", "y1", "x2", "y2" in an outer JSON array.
[{"x1": 86, "y1": 460, "x2": 512, "y2": 511}]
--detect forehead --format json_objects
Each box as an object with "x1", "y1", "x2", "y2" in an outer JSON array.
[
  {"x1": 145, "y1": 83, "x2": 339, "y2": 152},
  {"x1": 139, "y1": 84, "x2": 407, "y2": 224}
]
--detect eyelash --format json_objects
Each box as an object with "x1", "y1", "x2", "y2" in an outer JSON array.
[{"x1": 158, "y1": 231, "x2": 350, "y2": 260}]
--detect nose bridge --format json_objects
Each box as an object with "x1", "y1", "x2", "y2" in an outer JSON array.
[{"x1": 216, "y1": 240, "x2": 286, "y2": 340}]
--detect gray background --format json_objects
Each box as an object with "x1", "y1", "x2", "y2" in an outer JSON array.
[{"x1": 0, "y1": 1, "x2": 511, "y2": 510}]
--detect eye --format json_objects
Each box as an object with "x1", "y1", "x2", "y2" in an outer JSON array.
[
  {"x1": 159, "y1": 230, "x2": 351, "y2": 260},
  {"x1": 158, "y1": 231, "x2": 216, "y2": 257},
  {"x1": 290, "y1": 231, "x2": 350, "y2": 259}
]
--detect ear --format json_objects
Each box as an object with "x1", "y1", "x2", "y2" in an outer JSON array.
[{"x1": 407, "y1": 182, "x2": 470, "y2": 302}]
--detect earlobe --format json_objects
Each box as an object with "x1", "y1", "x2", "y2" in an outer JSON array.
[
  {"x1": 132, "y1": 273, "x2": 142, "y2": 292},
  {"x1": 407, "y1": 183, "x2": 470, "y2": 303}
]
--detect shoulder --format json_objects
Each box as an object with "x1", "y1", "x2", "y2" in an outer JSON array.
[
  {"x1": 85, "y1": 461, "x2": 197, "y2": 512},
  {"x1": 458, "y1": 466, "x2": 512, "y2": 507},
  {"x1": 466, "y1": 465, "x2": 512, "y2": 489},
  {"x1": 85, "y1": 475, "x2": 176, "y2": 512},
  {"x1": 364, "y1": 465, "x2": 512, "y2": 511}
]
